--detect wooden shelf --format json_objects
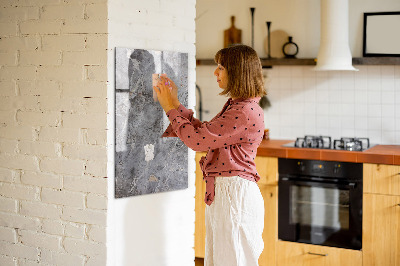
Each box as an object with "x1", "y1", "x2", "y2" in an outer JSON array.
[
  {"x1": 260, "y1": 58, "x2": 316, "y2": 67},
  {"x1": 196, "y1": 58, "x2": 315, "y2": 69},
  {"x1": 352, "y1": 57, "x2": 400, "y2": 65},
  {"x1": 196, "y1": 57, "x2": 400, "y2": 67}
]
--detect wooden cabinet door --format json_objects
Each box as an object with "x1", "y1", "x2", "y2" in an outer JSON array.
[
  {"x1": 276, "y1": 241, "x2": 362, "y2": 266},
  {"x1": 364, "y1": 164, "x2": 400, "y2": 196},
  {"x1": 259, "y1": 185, "x2": 278, "y2": 266},
  {"x1": 363, "y1": 193, "x2": 400, "y2": 266},
  {"x1": 255, "y1": 156, "x2": 278, "y2": 186},
  {"x1": 195, "y1": 152, "x2": 207, "y2": 258}
]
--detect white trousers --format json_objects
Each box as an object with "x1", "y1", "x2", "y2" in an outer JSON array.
[{"x1": 205, "y1": 176, "x2": 265, "y2": 266}]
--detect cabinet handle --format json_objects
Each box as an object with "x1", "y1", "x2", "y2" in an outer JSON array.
[
  {"x1": 307, "y1": 252, "x2": 328, "y2": 256},
  {"x1": 397, "y1": 204, "x2": 400, "y2": 207}
]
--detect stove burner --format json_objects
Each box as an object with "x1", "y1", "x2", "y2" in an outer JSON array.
[
  {"x1": 295, "y1": 135, "x2": 332, "y2": 149},
  {"x1": 333, "y1": 137, "x2": 370, "y2": 151},
  {"x1": 286, "y1": 136, "x2": 372, "y2": 151}
]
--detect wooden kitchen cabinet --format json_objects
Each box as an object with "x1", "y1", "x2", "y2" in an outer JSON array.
[
  {"x1": 276, "y1": 241, "x2": 362, "y2": 266},
  {"x1": 255, "y1": 156, "x2": 278, "y2": 186},
  {"x1": 256, "y1": 156, "x2": 278, "y2": 266},
  {"x1": 195, "y1": 151, "x2": 207, "y2": 258},
  {"x1": 363, "y1": 193, "x2": 400, "y2": 266},
  {"x1": 258, "y1": 184, "x2": 278, "y2": 266},
  {"x1": 364, "y1": 163, "x2": 400, "y2": 196},
  {"x1": 363, "y1": 163, "x2": 400, "y2": 266}
]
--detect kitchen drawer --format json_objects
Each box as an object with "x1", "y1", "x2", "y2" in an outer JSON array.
[
  {"x1": 364, "y1": 164, "x2": 400, "y2": 196},
  {"x1": 276, "y1": 241, "x2": 362, "y2": 266}
]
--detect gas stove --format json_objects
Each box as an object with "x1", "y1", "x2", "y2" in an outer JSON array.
[{"x1": 283, "y1": 135, "x2": 373, "y2": 151}]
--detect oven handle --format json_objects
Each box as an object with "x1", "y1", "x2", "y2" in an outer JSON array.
[{"x1": 280, "y1": 177, "x2": 357, "y2": 189}]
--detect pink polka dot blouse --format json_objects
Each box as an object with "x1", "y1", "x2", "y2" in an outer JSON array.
[{"x1": 161, "y1": 97, "x2": 265, "y2": 205}]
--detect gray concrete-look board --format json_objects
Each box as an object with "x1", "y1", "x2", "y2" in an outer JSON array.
[{"x1": 115, "y1": 47, "x2": 189, "y2": 198}]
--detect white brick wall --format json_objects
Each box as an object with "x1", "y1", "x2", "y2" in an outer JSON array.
[
  {"x1": 1, "y1": 0, "x2": 198, "y2": 264},
  {"x1": 0, "y1": 0, "x2": 108, "y2": 265}
]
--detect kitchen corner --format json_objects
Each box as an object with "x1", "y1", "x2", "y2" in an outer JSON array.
[
  {"x1": 195, "y1": 141, "x2": 400, "y2": 265},
  {"x1": 195, "y1": 0, "x2": 400, "y2": 264}
]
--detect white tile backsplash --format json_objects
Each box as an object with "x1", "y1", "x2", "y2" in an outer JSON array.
[
  {"x1": 367, "y1": 91, "x2": 381, "y2": 105},
  {"x1": 382, "y1": 78, "x2": 395, "y2": 91},
  {"x1": 316, "y1": 103, "x2": 329, "y2": 116},
  {"x1": 382, "y1": 90, "x2": 395, "y2": 104},
  {"x1": 355, "y1": 104, "x2": 368, "y2": 117},
  {"x1": 382, "y1": 117, "x2": 396, "y2": 131},
  {"x1": 368, "y1": 117, "x2": 382, "y2": 131},
  {"x1": 196, "y1": 65, "x2": 400, "y2": 144},
  {"x1": 341, "y1": 89, "x2": 355, "y2": 104},
  {"x1": 304, "y1": 102, "x2": 316, "y2": 115},
  {"x1": 367, "y1": 77, "x2": 381, "y2": 91},
  {"x1": 341, "y1": 104, "x2": 355, "y2": 116},
  {"x1": 395, "y1": 118, "x2": 400, "y2": 131},
  {"x1": 355, "y1": 117, "x2": 368, "y2": 130},
  {"x1": 368, "y1": 104, "x2": 382, "y2": 118},
  {"x1": 316, "y1": 89, "x2": 329, "y2": 103},
  {"x1": 382, "y1": 105, "x2": 395, "y2": 118}
]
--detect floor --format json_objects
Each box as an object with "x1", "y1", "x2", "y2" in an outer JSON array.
[{"x1": 195, "y1": 257, "x2": 204, "y2": 266}]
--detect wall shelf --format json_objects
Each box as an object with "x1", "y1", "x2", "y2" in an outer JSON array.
[
  {"x1": 352, "y1": 57, "x2": 400, "y2": 65},
  {"x1": 196, "y1": 57, "x2": 400, "y2": 67}
]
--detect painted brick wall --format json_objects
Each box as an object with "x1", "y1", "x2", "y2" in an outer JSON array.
[
  {"x1": 107, "y1": 0, "x2": 197, "y2": 265},
  {"x1": 0, "y1": 1, "x2": 108, "y2": 265}
]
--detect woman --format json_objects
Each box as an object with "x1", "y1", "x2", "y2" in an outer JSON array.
[{"x1": 154, "y1": 44, "x2": 266, "y2": 266}]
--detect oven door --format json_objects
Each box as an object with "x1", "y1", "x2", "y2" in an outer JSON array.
[{"x1": 278, "y1": 176, "x2": 362, "y2": 250}]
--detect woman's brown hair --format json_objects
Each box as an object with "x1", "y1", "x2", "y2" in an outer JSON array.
[{"x1": 214, "y1": 44, "x2": 267, "y2": 99}]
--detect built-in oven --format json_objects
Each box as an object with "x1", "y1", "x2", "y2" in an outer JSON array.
[{"x1": 278, "y1": 158, "x2": 363, "y2": 250}]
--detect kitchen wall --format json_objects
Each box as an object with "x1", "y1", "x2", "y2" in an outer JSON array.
[
  {"x1": 107, "y1": 0, "x2": 197, "y2": 266},
  {"x1": 197, "y1": 0, "x2": 400, "y2": 58},
  {"x1": 198, "y1": 65, "x2": 400, "y2": 144},
  {"x1": 196, "y1": 0, "x2": 400, "y2": 144},
  {"x1": 0, "y1": 1, "x2": 108, "y2": 265}
]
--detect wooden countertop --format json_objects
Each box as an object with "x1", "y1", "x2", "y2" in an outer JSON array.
[{"x1": 256, "y1": 139, "x2": 400, "y2": 165}]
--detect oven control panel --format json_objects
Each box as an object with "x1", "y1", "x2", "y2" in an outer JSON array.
[{"x1": 281, "y1": 158, "x2": 362, "y2": 180}]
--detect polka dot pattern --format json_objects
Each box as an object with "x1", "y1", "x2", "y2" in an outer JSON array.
[{"x1": 161, "y1": 97, "x2": 265, "y2": 206}]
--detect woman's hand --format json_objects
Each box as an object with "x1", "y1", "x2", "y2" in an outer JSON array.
[
  {"x1": 160, "y1": 74, "x2": 180, "y2": 108},
  {"x1": 153, "y1": 76, "x2": 175, "y2": 113}
]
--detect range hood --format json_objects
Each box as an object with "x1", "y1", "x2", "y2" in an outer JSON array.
[{"x1": 314, "y1": 0, "x2": 358, "y2": 71}]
